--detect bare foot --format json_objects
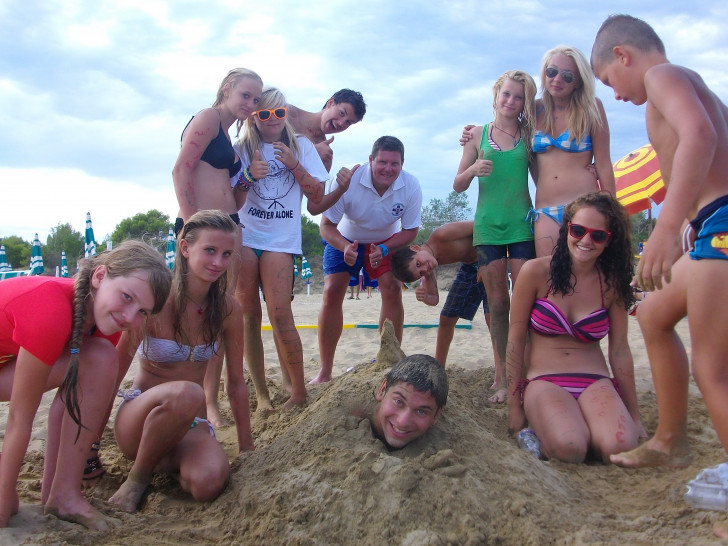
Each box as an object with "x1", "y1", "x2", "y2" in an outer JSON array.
[
  {"x1": 488, "y1": 388, "x2": 507, "y2": 404},
  {"x1": 309, "y1": 371, "x2": 332, "y2": 384},
  {"x1": 44, "y1": 503, "x2": 119, "y2": 531},
  {"x1": 255, "y1": 398, "x2": 275, "y2": 413},
  {"x1": 609, "y1": 439, "x2": 693, "y2": 468},
  {"x1": 108, "y1": 477, "x2": 150, "y2": 513},
  {"x1": 205, "y1": 403, "x2": 230, "y2": 428},
  {"x1": 713, "y1": 520, "x2": 728, "y2": 538},
  {"x1": 282, "y1": 394, "x2": 307, "y2": 410}
]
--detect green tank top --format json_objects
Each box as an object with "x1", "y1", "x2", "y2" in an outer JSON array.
[{"x1": 473, "y1": 123, "x2": 534, "y2": 246}]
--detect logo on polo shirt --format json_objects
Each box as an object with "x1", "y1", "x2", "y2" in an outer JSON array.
[{"x1": 391, "y1": 203, "x2": 405, "y2": 217}]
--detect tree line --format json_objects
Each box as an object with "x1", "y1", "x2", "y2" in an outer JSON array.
[{"x1": 1, "y1": 195, "x2": 654, "y2": 272}]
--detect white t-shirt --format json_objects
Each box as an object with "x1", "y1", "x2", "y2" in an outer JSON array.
[
  {"x1": 237, "y1": 136, "x2": 328, "y2": 254},
  {"x1": 323, "y1": 163, "x2": 422, "y2": 243}
]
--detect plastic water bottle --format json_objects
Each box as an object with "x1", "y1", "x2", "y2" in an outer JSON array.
[
  {"x1": 517, "y1": 429, "x2": 541, "y2": 459},
  {"x1": 684, "y1": 462, "x2": 728, "y2": 511}
]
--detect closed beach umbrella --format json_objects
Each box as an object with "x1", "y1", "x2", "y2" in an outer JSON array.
[
  {"x1": 165, "y1": 228, "x2": 175, "y2": 270},
  {"x1": 294, "y1": 259, "x2": 299, "y2": 278},
  {"x1": 85, "y1": 212, "x2": 97, "y2": 258},
  {"x1": 30, "y1": 233, "x2": 44, "y2": 275},
  {"x1": 300, "y1": 256, "x2": 312, "y2": 279},
  {"x1": 0, "y1": 245, "x2": 10, "y2": 273},
  {"x1": 614, "y1": 144, "x2": 666, "y2": 216},
  {"x1": 61, "y1": 251, "x2": 69, "y2": 277}
]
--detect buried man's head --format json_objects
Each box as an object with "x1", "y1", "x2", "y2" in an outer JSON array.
[{"x1": 372, "y1": 354, "x2": 448, "y2": 449}]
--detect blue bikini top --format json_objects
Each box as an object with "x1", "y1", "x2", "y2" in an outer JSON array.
[{"x1": 532, "y1": 129, "x2": 593, "y2": 154}]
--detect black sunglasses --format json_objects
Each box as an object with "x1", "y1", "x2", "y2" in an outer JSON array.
[
  {"x1": 568, "y1": 223, "x2": 611, "y2": 244},
  {"x1": 545, "y1": 66, "x2": 575, "y2": 84}
]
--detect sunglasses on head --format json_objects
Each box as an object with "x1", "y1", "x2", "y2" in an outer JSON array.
[
  {"x1": 568, "y1": 222, "x2": 611, "y2": 244},
  {"x1": 253, "y1": 107, "x2": 288, "y2": 121},
  {"x1": 545, "y1": 66, "x2": 575, "y2": 84}
]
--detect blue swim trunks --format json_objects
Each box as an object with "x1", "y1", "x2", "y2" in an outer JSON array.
[
  {"x1": 689, "y1": 194, "x2": 728, "y2": 261},
  {"x1": 441, "y1": 262, "x2": 489, "y2": 320},
  {"x1": 322, "y1": 240, "x2": 391, "y2": 280}
]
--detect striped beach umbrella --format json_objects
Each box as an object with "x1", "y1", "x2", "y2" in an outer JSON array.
[
  {"x1": 165, "y1": 228, "x2": 175, "y2": 270},
  {"x1": 614, "y1": 144, "x2": 666, "y2": 215},
  {"x1": 29, "y1": 233, "x2": 44, "y2": 275},
  {"x1": 60, "y1": 251, "x2": 69, "y2": 277},
  {"x1": 0, "y1": 245, "x2": 10, "y2": 273},
  {"x1": 294, "y1": 259, "x2": 299, "y2": 278},
  {"x1": 300, "y1": 256, "x2": 312, "y2": 279},
  {"x1": 85, "y1": 212, "x2": 97, "y2": 258}
]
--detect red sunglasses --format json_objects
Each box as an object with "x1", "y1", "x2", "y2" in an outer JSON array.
[{"x1": 568, "y1": 222, "x2": 611, "y2": 244}]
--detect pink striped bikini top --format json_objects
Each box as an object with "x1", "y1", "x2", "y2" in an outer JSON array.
[{"x1": 529, "y1": 276, "x2": 609, "y2": 343}]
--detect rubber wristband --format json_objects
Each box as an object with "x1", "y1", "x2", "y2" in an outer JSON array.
[{"x1": 377, "y1": 244, "x2": 388, "y2": 257}]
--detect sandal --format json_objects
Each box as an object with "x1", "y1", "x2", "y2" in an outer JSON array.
[{"x1": 82, "y1": 441, "x2": 106, "y2": 483}]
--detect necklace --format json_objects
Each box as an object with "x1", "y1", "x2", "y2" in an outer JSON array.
[
  {"x1": 493, "y1": 124, "x2": 520, "y2": 147},
  {"x1": 185, "y1": 294, "x2": 206, "y2": 315}
]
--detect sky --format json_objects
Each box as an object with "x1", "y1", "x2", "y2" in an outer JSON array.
[{"x1": 2, "y1": 0, "x2": 728, "y2": 249}]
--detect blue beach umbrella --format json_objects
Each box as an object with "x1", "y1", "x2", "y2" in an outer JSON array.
[
  {"x1": 294, "y1": 259, "x2": 299, "y2": 278},
  {"x1": 165, "y1": 228, "x2": 175, "y2": 270},
  {"x1": 300, "y1": 256, "x2": 312, "y2": 280},
  {"x1": 0, "y1": 245, "x2": 10, "y2": 273},
  {"x1": 85, "y1": 212, "x2": 97, "y2": 258},
  {"x1": 61, "y1": 251, "x2": 69, "y2": 277},
  {"x1": 30, "y1": 234, "x2": 44, "y2": 275}
]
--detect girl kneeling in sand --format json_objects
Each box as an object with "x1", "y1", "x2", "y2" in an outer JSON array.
[
  {"x1": 233, "y1": 87, "x2": 349, "y2": 410},
  {"x1": 506, "y1": 192, "x2": 645, "y2": 463},
  {"x1": 110, "y1": 211, "x2": 254, "y2": 512},
  {"x1": 0, "y1": 241, "x2": 171, "y2": 529}
]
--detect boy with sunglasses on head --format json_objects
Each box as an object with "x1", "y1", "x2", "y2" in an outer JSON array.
[
  {"x1": 288, "y1": 89, "x2": 367, "y2": 171},
  {"x1": 390, "y1": 221, "x2": 491, "y2": 367},
  {"x1": 591, "y1": 15, "x2": 728, "y2": 497}
]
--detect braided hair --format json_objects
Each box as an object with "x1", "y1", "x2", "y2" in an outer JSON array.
[{"x1": 61, "y1": 239, "x2": 171, "y2": 437}]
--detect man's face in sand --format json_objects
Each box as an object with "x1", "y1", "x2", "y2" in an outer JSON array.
[
  {"x1": 321, "y1": 99, "x2": 360, "y2": 134},
  {"x1": 373, "y1": 381, "x2": 441, "y2": 449}
]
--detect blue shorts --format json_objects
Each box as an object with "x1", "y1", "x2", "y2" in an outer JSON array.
[
  {"x1": 323, "y1": 241, "x2": 390, "y2": 280},
  {"x1": 690, "y1": 194, "x2": 728, "y2": 261},
  {"x1": 441, "y1": 262, "x2": 489, "y2": 319},
  {"x1": 476, "y1": 240, "x2": 535, "y2": 268}
]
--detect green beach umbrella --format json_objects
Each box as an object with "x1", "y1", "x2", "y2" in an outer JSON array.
[
  {"x1": 165, "y1": 228, "x2": 175, "y2": 270},
  {"x1": 0, "y1": 245, "x2": 10, "y2": 273},
  {"x1": 85, "y1": 212, "x2": 97, "y2": 258},
  {"x1": 300, "y1": 256, "x2": 312, "y2": 279},
  {"x1": 30, "y1": 233, "x2": 44, "y2": 275},
  {"x1": 60, "y1": 250, "x2": 69, "y2": 277}
]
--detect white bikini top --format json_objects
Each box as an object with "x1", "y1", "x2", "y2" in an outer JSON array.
[{"x1": 137, "y1": 336, "x2": 219, "y2": 363}]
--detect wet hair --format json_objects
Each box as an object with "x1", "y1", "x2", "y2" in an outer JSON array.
[
  {"x1": 325, "y1": 89, "x2": 367, "y2": 121},
  {"x1": 173, "y1": 210, "x2": 237, "y2": 351},
  {"x1": 383, "y1": 354, "x2": 448, "y2": 409},
  {"x1": 371, "y1": 136, "x2": 405, "y2": 163},
  {"x1": 492, "y1": 70, "x2": 538, "y2": 154},
  {"x1": 237, "y1": 86, "x2": 300, "y2": 160},
  {"x1": 62, "y1": 240, "x2": 171, "y2": 436},
  {"x1": 539, "y1": 45, "x2": 602, "y2": 144},
  {"x1": 391, "y1": 247, "x2": 419, "y2": 283},
  {"x1": 550, "y1": 191, "x2": 636, "y2": 310},
  {"x1": 212, "y1": 68, "x2": 263, "y2": 108},
  {"x1": 591, "y1": 14, "x2": 666, "y2": 68}
]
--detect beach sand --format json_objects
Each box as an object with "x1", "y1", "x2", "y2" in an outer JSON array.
[{"x1": 1, "y1": 276, "x2": 726, "y2": 545}]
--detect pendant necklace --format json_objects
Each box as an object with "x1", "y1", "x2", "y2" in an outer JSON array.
[
  {"x1": 185, "y1": 294, "x2": 206, "y2": 315},
  {"x1": 493, "y1": 123, "x2": 519, "y2": 147}
]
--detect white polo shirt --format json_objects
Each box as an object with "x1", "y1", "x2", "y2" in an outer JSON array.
[{"x1": 323, "y1": 162, "x2": 422, "y2": 243}]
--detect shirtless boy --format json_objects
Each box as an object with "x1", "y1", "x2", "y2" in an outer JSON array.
[
  {"x1": 591, "y1": 14, "x2": 728, "y2": 505},
  {"x1": 288, "y1": 89, "x2": 367, "y2": 171},
  {"x1": 391, "y1": 222, "x2": 494, "y2": 395}
]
